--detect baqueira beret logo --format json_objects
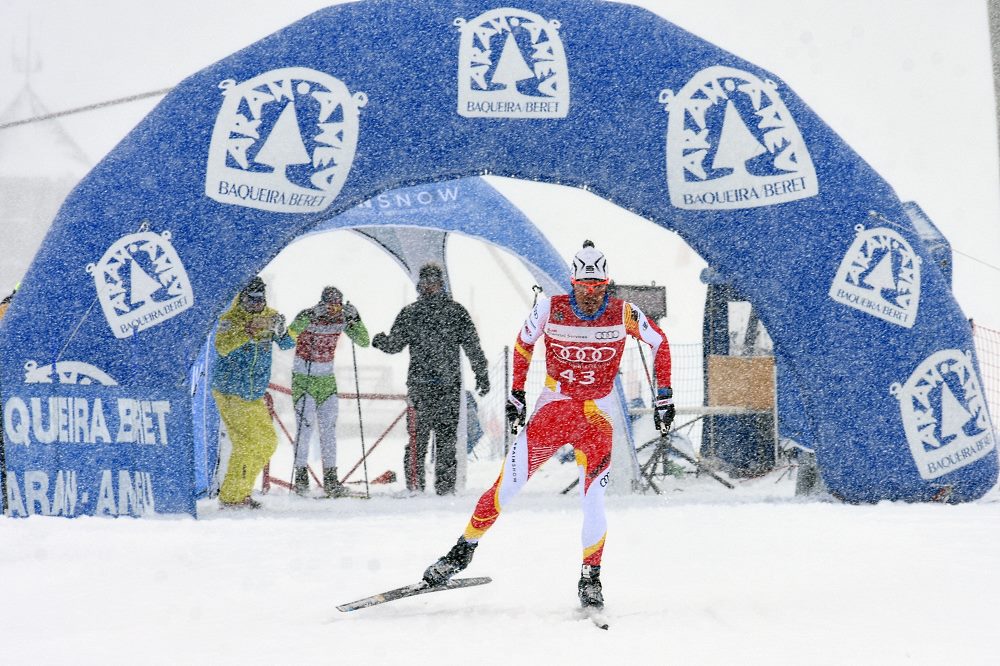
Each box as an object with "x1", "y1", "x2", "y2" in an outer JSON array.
[
  {"x1": 87, "y1": 229, "x2": 193, "y2": 339},
  {"x1": 455, "y1": 7, "x2": 569, "y2": 119},
  {"x1": 661, "y1": 66, "x2": 817, "y2": 210},
  {"x1": 829, "y1": 223, "x2": 921, "y2": 328},
  {"x1": 205, "y1": 67, "x2": 367, "y2": 213},
  {"x1": 891, "y1": 349, "x2": 995, "y2": 480}
]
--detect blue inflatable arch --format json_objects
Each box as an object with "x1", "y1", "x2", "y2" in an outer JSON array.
[{"x1": 1, "y1": 0, "x2": 995, "y2": 516}]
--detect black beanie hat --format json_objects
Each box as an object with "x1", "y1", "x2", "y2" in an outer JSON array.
[{"x1": 241, "y1": 277, "x2": 266, "y2": 299}]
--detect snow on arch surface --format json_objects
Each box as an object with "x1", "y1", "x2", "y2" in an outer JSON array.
[{"x1": 1, "y1": 0, "x2": 994, "y2": 516}]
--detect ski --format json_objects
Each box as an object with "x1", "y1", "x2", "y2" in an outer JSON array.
[
  {"x1": 582, "y1": 607, "x2": 609, "y2": 630},
  {"x1": 312, "y1": 491, "x2": 369, "y2": 500},
  {"x1": 337, "y1": 576, "x2": 492, "y2": 612}
]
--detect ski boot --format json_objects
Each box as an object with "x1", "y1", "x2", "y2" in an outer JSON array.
[
  {"x1": 323, "y1": 467, "x2": 350, "y2": 498},
  {"x1": 293, "y1": 467, "x2": 310, "y2": 496},
  {"x1": 578, "y1": 564, "x2": 604, "y2": 609},
  {"x1": 220, "y1": 496, "x2": 262, "y2": 510},
  {"x1": 422, "y1": 537, "x2": 478, "y2": 586}
]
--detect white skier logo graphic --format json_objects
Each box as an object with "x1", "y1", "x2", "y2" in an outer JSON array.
[
  {"x1": 456, "y1": 8, "x2": 569, "y2": 118},
  {"x1": 23, "y1": 360, "x2": 118, "y2": 386},
  {"x1": 829, "y1": 223, "x2": 921, "y2": 328},
  {"x1": 891, "y1": 350, "x2": 996, "y2": 480},
  {"x1": 661, "y1": 66, "x2": 818, "y2": 209},
  {"x1": 87, "y1": 229, "x2": 193, "y2": 338},
  {"x1": 205, "y1": 67, "x2": 367, "y2": 213}
]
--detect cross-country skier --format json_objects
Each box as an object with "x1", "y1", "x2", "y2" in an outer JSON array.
[
  {"x1": 421, "y1": 241, "x2": 675, "y2": 611},
  {"x1": 287, "y1": 286, "x2": 369, "y2": 497}
]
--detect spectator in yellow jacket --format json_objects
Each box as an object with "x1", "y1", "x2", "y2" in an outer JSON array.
[{"x1": 212, "y1": 277, "x2": 294, "y2": 509}]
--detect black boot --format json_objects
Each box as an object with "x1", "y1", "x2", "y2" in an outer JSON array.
[
  {"x1": 578, "y1": 564, "x2": 604, "y2": 609},
  {"x1": 220, "y1": 496, "x2": 262, "y2": 510},
  {"x1": 323, "y1": 467, "x2": 349, "y2": 498},
  {"x1": 293, "y1": 467, "x2": 309, "y2": 496},
  {"x1": 422, "y1": 537, "x2": 478, "y2": 586}
]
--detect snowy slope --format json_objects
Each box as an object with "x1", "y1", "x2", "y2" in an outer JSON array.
[{"x1": 4, "y1": 472, "x2": 1000, "y2": 665}]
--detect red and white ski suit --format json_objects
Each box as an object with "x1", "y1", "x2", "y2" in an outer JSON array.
[{"x1": 463, "y1": 293, "x2": 671, "y2": 566}]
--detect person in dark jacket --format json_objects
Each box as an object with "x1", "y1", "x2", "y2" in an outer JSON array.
[{"x1": 372, "y1": 263, "x2": 490, "y2": 495}]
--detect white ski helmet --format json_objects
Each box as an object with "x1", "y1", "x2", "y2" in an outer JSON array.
[{"x1": 571, "y1": 240, "x2": 608, "y2": 281}]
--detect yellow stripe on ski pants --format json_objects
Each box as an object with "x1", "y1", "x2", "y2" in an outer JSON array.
[{"x1": 214, "y1": 391, "x2": 278, "y2": 504}]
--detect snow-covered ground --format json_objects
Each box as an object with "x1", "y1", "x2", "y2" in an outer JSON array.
[
  {"x1": 7, "y1": 393, "x2": 1000, "y2": 664},
  {"x1": 5, "y1": 460, "x2": 1000, "y2": 665}
]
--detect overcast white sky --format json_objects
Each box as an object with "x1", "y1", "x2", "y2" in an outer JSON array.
[{"x1": 0, "y1": 0, "x2": 998, "y2": 346}]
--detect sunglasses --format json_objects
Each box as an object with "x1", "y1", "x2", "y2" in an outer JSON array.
[{"x1": 571, "y1": 278, "x2": 610, "y2": 294}]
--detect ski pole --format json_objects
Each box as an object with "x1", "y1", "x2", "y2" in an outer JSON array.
[
  {"x1": 635, "y1": 337, "x2": 670, "y2": 439},
  {"x1": 503, "y1": 346, "x2": 513, "y2": 455},
  {"x1": 350, "y1": 338, "x2": 371, "y2": 498},
  {"x1": 290, "y1": 359, "x2": 311, "y2": 492},
  {"x1": 634, "y1": 338, "x2": 657, "y2": 408}
]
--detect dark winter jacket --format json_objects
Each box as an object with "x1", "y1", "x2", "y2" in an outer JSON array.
[{"x1": 373, "y1": 292, "x2": 489, "y2": 391}]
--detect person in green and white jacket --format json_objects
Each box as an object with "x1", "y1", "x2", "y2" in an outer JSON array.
[{"x1": 288, "y1": 286, "x2": 369, "y2": 497}]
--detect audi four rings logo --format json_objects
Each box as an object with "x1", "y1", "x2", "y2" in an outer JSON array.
[
  {"x1": 594, "y1": 330, "x2": 620, "y2": 340},
  {"x1": 551, "y1": 343, "x2": 617, "y2": 363}
]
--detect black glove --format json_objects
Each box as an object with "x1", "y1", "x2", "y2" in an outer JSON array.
[
  {"x1": 654, "y1": 387, "x2": 675, "y2": 435},
  {"x1": 506, "y1": 389, "x2": 526, "y2": 435},
  {"x1": 343, "y1": 302, "x2": 359, "y2": 324},
  {"x1": 372, "y1": 332, "x2": 388, "y2": 350},
  {"x1": 475, "y1": 374, "x2": 490, "y2": 397}
]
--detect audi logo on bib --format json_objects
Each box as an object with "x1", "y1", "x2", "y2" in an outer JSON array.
[
  {"x1": 550, "y1": 343, "x2": 617, "y2": 363},
  {"x1": 594, "y1": 330, "x2": 620, "y2": 340}
]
